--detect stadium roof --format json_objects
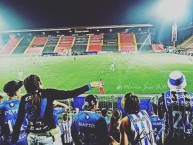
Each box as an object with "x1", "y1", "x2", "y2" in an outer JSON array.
[{"x1": 0, "y1": 24, "x2": 152, "y2": 33}]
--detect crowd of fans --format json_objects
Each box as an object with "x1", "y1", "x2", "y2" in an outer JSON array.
[{"x1": 0, "y1": 70, "x2": 192, "y2": 145}]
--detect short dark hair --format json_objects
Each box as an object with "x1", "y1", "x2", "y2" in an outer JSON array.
[
  {"x1": 101, "y1": 108, "x2": 108, "y2": 117},
  {"x1": 82, "y1": 94, "x2": 98, "y2": 110},
  {"x1": 122, "y1": 93, "x2": 140, "y2": 114}
]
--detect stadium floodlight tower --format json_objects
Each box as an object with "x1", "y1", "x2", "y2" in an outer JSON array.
[{"x1": 156, "y1": 0, "x2": 189, "y2": 48}]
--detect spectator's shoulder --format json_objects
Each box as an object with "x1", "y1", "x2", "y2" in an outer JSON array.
[{"x1": 72, "y1": 112, "x2": 79, "y2": 118}]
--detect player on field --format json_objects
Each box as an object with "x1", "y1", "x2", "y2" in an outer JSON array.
[
  {"x1": 18, "y1": 70, "x2": 23, "y2": 81},
  {"x1": 120, "y1": 93, "x2": 156, "y2": 145},
  {"x1": 156, "y1": 70, "x2": 193, "y2": 145},
  {"x1": 111, "y1": 63, "x2": 115, "y2": 71},
  {"x1": 98, "y1": 79, "x2": 105, "y2": 94}
]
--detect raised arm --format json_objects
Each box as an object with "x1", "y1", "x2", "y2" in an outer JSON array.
[
  {"x1": 120, "y1": 117, "x2": 129, "y2": 145},
  {"x1": 44, "y1": 82, "x2": 99, "y2": 100},
  {"x1": 53, "y1": 100, "x2": 70, "y2": 110}
]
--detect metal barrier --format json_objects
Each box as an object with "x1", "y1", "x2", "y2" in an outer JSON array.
[{"x1": 57, "y1": 94, "x2": 155, "y2": 122}]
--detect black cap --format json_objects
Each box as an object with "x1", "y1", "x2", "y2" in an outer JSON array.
[
  {"x1": 0, "y1": 95, "x2": 3, "y2": 99},
  {"x1": 82, "y1": 94, "x2": 98, "y2": 110},
  {"x1": 3, "y1": 80, "x2": 23, "y2": 96}
]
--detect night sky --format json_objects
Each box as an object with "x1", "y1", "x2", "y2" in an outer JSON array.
[{"x1": 1, "y1": 0, "x2": 193, "y2": 42}]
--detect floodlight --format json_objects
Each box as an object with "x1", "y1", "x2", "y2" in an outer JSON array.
[{"x1": 157, "y1": 0, "x2": 189, "y2": 20}]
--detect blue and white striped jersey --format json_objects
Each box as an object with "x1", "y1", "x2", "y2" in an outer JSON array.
[
  {"x1": 157, "y1": 90, "x2": 193, "y2": 138},
  {"x1": 60, "y1": 120, "x2": 73, "y2": 143},
  {"x1": 128, "y1": 110, "x2": 156, "y2": 145}
]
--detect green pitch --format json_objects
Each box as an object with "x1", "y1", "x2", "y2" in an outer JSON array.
[{"x1": 0, "y1": 53, "x2": 193, "y2": 96}]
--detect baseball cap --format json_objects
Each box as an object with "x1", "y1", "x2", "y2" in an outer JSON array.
[
  {"x1": 82, "y1": 94, "x2": 98, "y2": 110},
  {"x1": 168, "y1": 70, "x2": 187, "y2": 90},
  {"x1": 3, "y1": 80, "x2": 23, "y2": 96}
]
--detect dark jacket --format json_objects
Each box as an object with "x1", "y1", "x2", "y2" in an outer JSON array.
[{"x1": 12, "y1": 84, "x2": 91, "y2": 143}]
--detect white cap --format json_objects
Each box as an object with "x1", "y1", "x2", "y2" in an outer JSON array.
[{"x1": 167, "y1": 70, "x2": 187, "y2": 90}]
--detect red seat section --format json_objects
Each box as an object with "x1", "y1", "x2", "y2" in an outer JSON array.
[
  {"x1": 25, "y1": 36, "x2": 47, "y2": 55},
  {"x1": 88, "y1": 34, "x2": 103, "y2": 52},
  {"x1": 54, "y1": 36, "x2": 74, "y2": 53},
  {"x1": 152, "y1": 44, "x2": 164, "y2": 52},
  {"x1": 120, "y1": 33, "x2": 136, "y2": 52},
  {"x1": 0, "y1": 37, "x2": 21, "y2": 55},
  {"x1": 31, "y1": 36, "x2": 47, "y2": 47},
  {"x1": 25, "y1": 47, "x2": 44, "y2": 55}
]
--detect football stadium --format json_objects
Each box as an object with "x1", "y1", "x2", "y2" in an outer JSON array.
[{"x1": 1, "y1": 0, "x2": 193, "y2": 145}]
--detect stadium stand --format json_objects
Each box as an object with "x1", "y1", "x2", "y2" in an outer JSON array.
[
  {"x1": 13, "y1": 35, "x2": 33, "y2": 54},
  {"x1": 119, "y1": 33, "x2": 137, "y2": 52},
  {"x1": 0, "y1": 36, "x2": 22, "y2": 55},
  {"x1": 152, "y1": 44, "x2": 164, "y2": 52},
  {"x1": 103, "y1": 33, "x2": 118, "y2": 51},
  {"x1": 135, "y1": 32, "x2": 152, "y2": 52},
  {"x1": 0, "y1": 35, "x2": 9, "y2": 50},
  {"x1": 30, "y1": 35, "x2": 47, "y2": 47},
  {"x1": 0, "y1": 24, "x2": 156, "y2": 55},
  {"x1": 25, "y1": 35, "x2": 47, "y2": 55},
  {"x1": 54, "y1": 35, "x2": 75, "y2": 54},
  {"x1": 71, "y1": 35, "x2": 88, "y2": 53},
  {"x1": 177, "y1": 35, "x2": 193, "y2": 49},
  {"x1": 43, "y1": 35, "x2": 60, "y2": 53},
  {"x1": 87, "y1": 34, "x2": 103, "y2": 52}
]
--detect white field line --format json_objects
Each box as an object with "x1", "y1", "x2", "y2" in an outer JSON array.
[{"x1": 142, "y1": 60, "x2": 193, "y2": 73}]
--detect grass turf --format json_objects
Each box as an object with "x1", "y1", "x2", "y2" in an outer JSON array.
[{"x1": 0, "y1": 53, "x2": 193, "y2": 96}]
